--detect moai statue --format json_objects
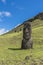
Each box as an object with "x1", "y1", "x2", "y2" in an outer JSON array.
[{"x1": 21, "y1": 21, "x2": 33, "y2": 49}]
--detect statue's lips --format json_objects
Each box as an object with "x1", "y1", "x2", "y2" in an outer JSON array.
[
  {"x1": 25, "y1": 32, "x2": 30, "y2": 36},
  {"x1": 25, "y1": 34, "x2": 30, "y2": 38}
]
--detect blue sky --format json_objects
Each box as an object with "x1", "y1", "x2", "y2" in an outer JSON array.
[{"x1": 0, "y1": 0, "x2": 43, "y2": 35}]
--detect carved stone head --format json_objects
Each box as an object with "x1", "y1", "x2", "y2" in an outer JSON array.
[{"x1": 23, "y1": 22, "x2": 31, "y2": 40}]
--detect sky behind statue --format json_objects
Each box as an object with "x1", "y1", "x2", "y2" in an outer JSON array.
[{"x1": 0, "y1": 0, "x2": 43, "y2": 34}]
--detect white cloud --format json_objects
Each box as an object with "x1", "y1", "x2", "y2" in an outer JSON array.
[
  {"x1": 1, "y1": 0, "x2": 6, "y2": 3},
  {"x1": 0, "y1": 11, "x2": 11, "y2": 17},
  {"x1": 0, "y1": 28, "x2": 9, "y2": 35},
  {"x1": 4, "y1": 12, "x2": 11, "y2": 16},
  {"x1": 0, "y1": 11, "x2": 11, "y2": 22},
  {"x1": 15, "y1": 24, "x2": 20, "y2": 28}
]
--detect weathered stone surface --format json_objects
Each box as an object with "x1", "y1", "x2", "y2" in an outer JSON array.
[
  {"x1": 25, "y1": 56, "x2": 30, "y2": 60},
  {"x1": 21, "y1": 21, "x2": 33, "y2": 49}
]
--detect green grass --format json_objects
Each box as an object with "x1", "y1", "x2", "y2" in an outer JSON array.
[{"x1": 0, "y1": 19, "x2": 43, "y2": 65}]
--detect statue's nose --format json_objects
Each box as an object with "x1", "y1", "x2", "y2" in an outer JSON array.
[{"x1": 25, "y1": 28, "x2": 29, "y2": 33}]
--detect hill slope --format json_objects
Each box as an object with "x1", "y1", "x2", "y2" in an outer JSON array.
[
  {"x1": 4, "y1": 12, "x2": 43, "y2": 34},
  {"x1": 0, "y1": 12, "x2": 43, "y2": 65}
]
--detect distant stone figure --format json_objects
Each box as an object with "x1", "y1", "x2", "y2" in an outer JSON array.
[{"x1": 21, "y1": 21, "x2": 33, "y2": 49}]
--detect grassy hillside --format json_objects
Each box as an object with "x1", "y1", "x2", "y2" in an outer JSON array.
[
  {"x1": 5, "y1": 12, "x2": 43, "y2": 34},
  {"x1": 0, "y1": 14, "x2": 43, "y2": 64}
]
